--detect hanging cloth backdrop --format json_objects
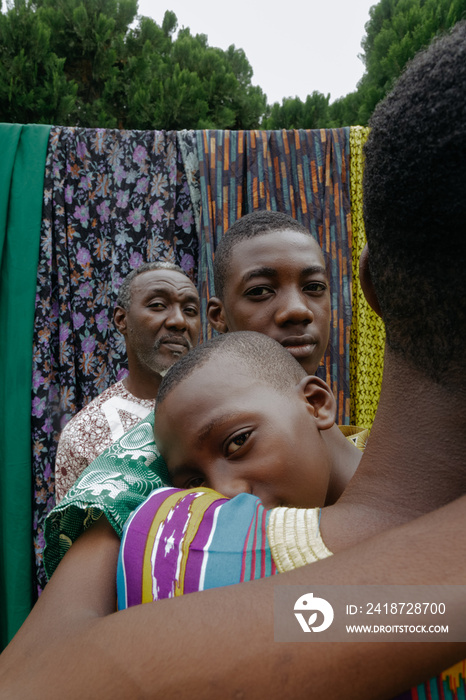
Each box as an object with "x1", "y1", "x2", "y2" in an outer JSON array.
[
  {"x1": 349, "y1": 127, "x2": 385, "y2": 428},
  {"x1": 0, "y1": 123, "x2": 50, "y2": 649},
  {"x1": 0, "y1": 124, "x2": 371, "y2": 644},
  {"x1": 196, "y1": 128, "x2": 352, "y2": 423},
  {"x1": 31, "y1": 127, "x2": 198, "y2": 594}
]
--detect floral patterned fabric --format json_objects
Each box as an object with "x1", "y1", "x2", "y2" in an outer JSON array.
[
  {"x1": 31, "y1": 127, "x2": 198, "y2": 595},
  {"x1": 54, "y1": 381, "x2": 154, "y2": 502},
  {"x1": 177, "y1": 130, "x2": 202, "y2": 236}
]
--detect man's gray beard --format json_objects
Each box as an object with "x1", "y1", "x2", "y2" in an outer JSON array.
[{"x1": 139, "y1": 338, "x2": 189, "y2": 378}]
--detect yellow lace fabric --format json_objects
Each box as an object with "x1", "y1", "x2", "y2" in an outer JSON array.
[{"x1": 349, "y1": 126, "x2": 385, "y2": 429}]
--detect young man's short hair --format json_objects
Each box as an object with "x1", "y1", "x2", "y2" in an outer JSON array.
[
  {"x1": 213, "y1": 211, "x2": 316, "y2": 299},
  {"x1": 363, "y1": 21, "x2": 466, "y2": 385}
]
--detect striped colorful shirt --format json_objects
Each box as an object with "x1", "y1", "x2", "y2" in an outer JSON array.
[
  {"x1": 117, "y1": 487, "x2": 466, "y2": 699},
  {"x1": 117, "y1": 487, "x2": 277, "y2": 608}
]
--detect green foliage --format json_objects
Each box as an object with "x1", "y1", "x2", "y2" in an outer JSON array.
[
  {"x1": 0, "y1": 0, "x2": 77, "y2": 123},
  {"x1": 0, "y1": 0, "x2": 267, "y2": 128},
  {"x1": 1, "y1": 0, "x2": 465, "y2": 129},
  {"x1": 353, "y1": 0, "x2": 466, "y2": 125},
  {"x1": 261, "y1": 92, "x2": 330, "y2": 130},
  {"x1": 262, "y1": 0, "x2": 466, "y2": 129},
  {"x1": 326, "y1": 91, "x2": 363, "y2": 128}
]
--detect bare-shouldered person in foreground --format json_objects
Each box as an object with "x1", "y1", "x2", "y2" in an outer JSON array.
[{"x1": 1, "y1": 21, "x2": 466, "y2": 700}]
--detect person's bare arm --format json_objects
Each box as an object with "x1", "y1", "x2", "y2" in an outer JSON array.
[
  {"x1": 1, "y1": 499, "x2": 465, "y2": 700},
  {"x1": 0, "y1": 515, "x2": 120, "y2": 669}
]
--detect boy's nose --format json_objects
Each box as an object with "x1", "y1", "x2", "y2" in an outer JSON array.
[
  {"x1": 274, "y1": 289, "x2": 314, "y2": 326},
  {"x1": 210, "y1": 474, "x2": 251, "y2": 500}
]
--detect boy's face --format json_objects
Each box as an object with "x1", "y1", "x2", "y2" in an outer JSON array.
[
  {"x1": 155, "y1": 355, "x2": 331, "y2": 509},
  {"x1": 208, "y1": 230, "x2": 331, "y2": 376}
]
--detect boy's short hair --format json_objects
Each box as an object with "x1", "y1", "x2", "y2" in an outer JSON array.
[
  {"x1": 213, "y1": 211, "x2": 316, "y2": 299},
  {"x1": 155, "y1": 331, "x2": 306, "y2": 411},
  {"x1": 363, "y1": 21, "x2": 466, "y2": 385},
  {"x1": 116, "y1": 262, "x2": 185, "y2": 310}
]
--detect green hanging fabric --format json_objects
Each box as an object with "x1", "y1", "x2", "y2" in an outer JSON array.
[{"x1": 0, "y1": 123, "x2": 50, "y2": 650}]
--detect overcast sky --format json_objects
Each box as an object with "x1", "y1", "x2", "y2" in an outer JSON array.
[{"x1": 137, "y1": 0, "x2": 376, "y2": 105}]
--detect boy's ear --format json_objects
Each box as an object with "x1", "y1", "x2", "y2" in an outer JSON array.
[
  {"x1": 359, "y1": 244, "x2": 382, "y2": 317},
  {"x1": 114, "y1": 306, "x2": 128, "y2": 335},
  {"x1": 207, "y1": 297, "x2": 228, "y2": 333},
  {"x1": 297, "y1": 376, "x2": 336, "y2": 431}
]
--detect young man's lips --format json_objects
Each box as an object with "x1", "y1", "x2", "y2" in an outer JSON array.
[{"x1": 280, "y1": 336, "x2": 317, "y2": 357}]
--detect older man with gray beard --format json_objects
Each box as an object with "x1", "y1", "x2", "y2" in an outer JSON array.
[{"x1": 54, "y1": 262, "x2": 200, "y2": 502}]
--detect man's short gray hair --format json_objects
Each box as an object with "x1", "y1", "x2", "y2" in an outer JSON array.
[{"x1": 116, "y1": 262, "x2": 185, "y2": 310}]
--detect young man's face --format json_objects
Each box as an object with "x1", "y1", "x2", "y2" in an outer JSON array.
[
  {"x1": 155, "y1": 355, "x2": 331, "y2": 509},
  {"x1": 116, "y1": 270, "x2": 200, "y2": 377},
  {"x1": 208, "y1": 230, "x2": 331, "y2": 376}
]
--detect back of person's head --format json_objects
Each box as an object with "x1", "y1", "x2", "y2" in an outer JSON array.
[
  {"x1": 363, "y1": 21, "x2": 466, "y2": 386},
  {"x1": 213, "y1": 211, "x2": 315, "y2": 299},
  {"x1": 116, "y1": 262, "x2": 185, "y2": 309},
  {"x1": 155, "y1": 331, "x2": 306, "y2": 411}
]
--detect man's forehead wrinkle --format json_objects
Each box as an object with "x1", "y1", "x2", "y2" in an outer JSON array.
[
  {"x1": 182, "y1": 290, "x2": 201, "y2": 303},
  {"x1": 139, "y1": 282, "x2": 199, "y2": 300},
  {"x1": 134, "y1": 268, "x2": 195, "y2": 288}
]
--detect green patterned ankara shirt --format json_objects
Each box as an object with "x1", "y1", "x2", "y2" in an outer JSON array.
[{"x1": 44, "y1": 409, "x2": 169, "y2": 581}]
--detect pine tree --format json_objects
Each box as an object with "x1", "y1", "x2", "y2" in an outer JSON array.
[{"x1": 0, "y1": 0, "x2": 267, "y2": 128}]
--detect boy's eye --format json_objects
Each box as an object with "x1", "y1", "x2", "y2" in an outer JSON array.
[
  {"x1": 245, "y1": 286, "x2": 272, "y2": 297},
  {"x1": 304, "y1": 281, "x2": 327, "y2": 294},
  {"x1": 225, "y1": 431, "x2": 251, "y2": 456},
  {"x1": 186, "y1": 476, "x2": 205, "y2": 488}
]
